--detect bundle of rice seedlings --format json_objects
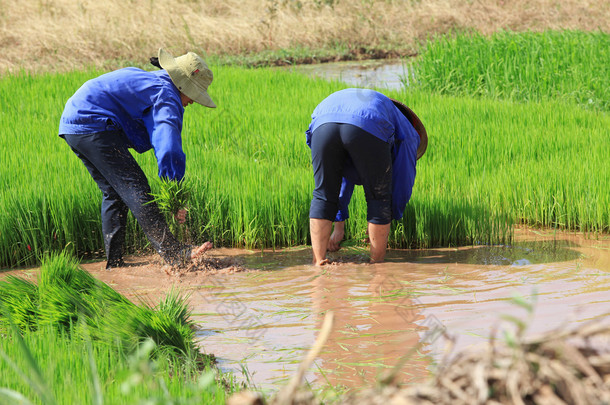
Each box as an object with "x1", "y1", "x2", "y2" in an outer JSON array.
[{"x1": 0, "y1": 252, "x2": 207, "y2": 363}]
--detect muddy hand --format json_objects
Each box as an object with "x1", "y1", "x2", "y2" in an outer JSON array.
[
  {"x1": 175, "y1": 208, "x2": 187, "y2": 224},
  {"x1": 191, "y1": 241, "x2": 213, "y2": 260},
  {"x1": 363, "y1": 228, "x2": 370, "y2": 244},
  {"x1": 328, "y1": 221, "x2": 345, "y2": 252},
  {"x1": 328, "y1": 233, "x2": 343, "y2": 252}
]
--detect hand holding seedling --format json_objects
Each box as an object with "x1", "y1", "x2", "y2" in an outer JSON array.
[
  {"x1": 328, "y1": 221, "x2": 345, "y2": 251},
  {"x1": 150, "y1": 178, "x2": 196, "y2": 247},
  {"x1": 174, "y1": 208, "x2": 187, "y2": 224}
]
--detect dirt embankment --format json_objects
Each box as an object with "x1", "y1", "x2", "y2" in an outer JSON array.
[{"x1": 1, "y1": 0, "x2": 609, "y2": 75}]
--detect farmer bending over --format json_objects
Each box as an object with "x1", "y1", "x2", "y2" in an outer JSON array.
[
  {"x1": 306, "y1": 88, "x2": 427, "y2": 265},
  {"x1": 59, "y1": 49, "x2": 215, "y2": 269}
]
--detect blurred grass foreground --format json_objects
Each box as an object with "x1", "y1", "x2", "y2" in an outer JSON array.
[{"x1": 0, "y1": 253, "x2": 242, "y2": 403}]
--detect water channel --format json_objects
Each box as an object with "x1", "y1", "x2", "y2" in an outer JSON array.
[{"x1": 286, "y1": 59, "x2": 412, "y2": 90}]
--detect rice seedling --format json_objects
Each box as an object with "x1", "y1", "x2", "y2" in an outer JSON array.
[
  {"x1": 0, "y1": 324, "x2": 239, "y2": 404},
  {"x1": 0, "y1": 253, "x2": 242, "y2": 403},
  {"x1": 1, "y1": 30, "x2": 608, "y2": 268},
  {"x1": 411, "y1": 30, "x2": 610, "y2": 111},
  {"x1": 149, "y1": 177, "x2": 194, "y2": 243},
  {"x1": 0, "y1": 253, "x2": 201, "y2": 358}
]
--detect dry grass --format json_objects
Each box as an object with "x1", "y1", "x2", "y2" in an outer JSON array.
[
  {"x1": 227, "y1": 316, "x2": 610, "y2": 404},
  {"x1": 1, "y1": 0, "x2": 609, "y2": 74},
  {"x1": 340, "y1": 319, "x2": 610, "y2": 404}
]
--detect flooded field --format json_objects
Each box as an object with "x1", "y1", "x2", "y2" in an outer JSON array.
[
  {"x1": 287, "y1": 59, "x2": 411, "y2": 90},
  {"x1": 34, "y1": 227, "x2": 603, "y2": 395}
]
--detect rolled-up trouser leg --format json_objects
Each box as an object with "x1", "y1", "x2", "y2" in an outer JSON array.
[
  {"x1": 309, "y1": 123, "x2": 347, "y2": 220},
  {"x1": 63, "y1": 131, "x2": 190, "y2": 266},
  {"x1": 339, "y1": 124, "x2": 392, "y2": 224}
]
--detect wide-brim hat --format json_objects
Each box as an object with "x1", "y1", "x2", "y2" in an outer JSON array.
[
  {"x1": 158, "y1": 48, "x2": 216, "y2": 108},
  {"x1": 390, "y1": 99, "x2": 428, "y2": 160}
]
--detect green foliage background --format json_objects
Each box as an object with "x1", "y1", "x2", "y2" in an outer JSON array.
[{"x1": 0, "y1": 30, "x2": 609, "y2": 268}]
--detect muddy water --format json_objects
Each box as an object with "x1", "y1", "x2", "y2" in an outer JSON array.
[
  {"x1": 6, "y1": 228, "x2": 609, "y2": 394},
  {"x1": 72, "y1": 228, "x2": 610, "y2": 394},
  {"x1": 287, "y1": 59, "x2": 411, "y2": 90}
]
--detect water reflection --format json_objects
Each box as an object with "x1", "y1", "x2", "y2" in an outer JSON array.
[
  {"x1": 287, "y1": 59, "x2": 411, "y2": 90},
  {"x1": 78, "y1": 229, "x2": 610, "y2": 394},
  {"x1": 388, "y1": 239, "x2": 583, "y2": 266},
  {"x1": 310, "y1": 265, "x2": 430, "y2": 387}
]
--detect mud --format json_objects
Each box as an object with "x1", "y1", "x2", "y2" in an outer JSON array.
[{"x1": 4, "y1": 228, "x2": 610, "y2": 395}]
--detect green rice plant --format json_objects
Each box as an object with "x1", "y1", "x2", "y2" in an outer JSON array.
[
  {"x1": 0, "y1": 276, "x2": 38, "y2": 332},
  {"x1": 0, "y1": 253, "x2": 240, "y2": 403},
  {"x1": 411, "y1": 30, "x2": 610, "y2": 111},
  {"x1": 158, "y1": 288, "x2": 194, "y2": 329},
  {"x1": 149, "y1": 177, "x2": 192, "y2": 242},
  {"x1": 0, "y1": 322, "x2": 238, "y2": 404},
  {"x1": 0, "y1": 253, "x2": 203, "y2": 359},
  {"x1": 0, "y1": 304, "x2": 55, "y2": 405},
  {"x1": 0, "y1": 33, "x2": 609, "y2": 267}
]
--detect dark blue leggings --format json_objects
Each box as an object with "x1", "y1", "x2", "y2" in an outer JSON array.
[
  {"x1": 309, "y1": 122, "x2": 392, "y2": 224},
  {"x1": 62, "y1": 130, "x2": 189, "y2": 268}
]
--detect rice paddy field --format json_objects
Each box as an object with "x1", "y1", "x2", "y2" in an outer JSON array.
[
  {"x1": 1, "y1": 28, "x2": 609, "y2": 403},
  {"x1": 0, "y1": 31, "x2": 608, "y2": 268}
]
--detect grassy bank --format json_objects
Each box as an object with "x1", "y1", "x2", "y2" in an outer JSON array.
[
  {"x1": 1, "y1": 0, "x2": 609, "y2": 75},
  {"x1": 0, "y1": 253, "x2": 241, "y2": 403},
  {"x1": 1, "y1": 30, "x2": 609, "y2": 268}
]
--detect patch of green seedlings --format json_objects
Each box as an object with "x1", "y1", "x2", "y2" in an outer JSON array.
[
  {"x1": 411, "y1": 30, "x2": 610, "y2": 111},
  {"x1": 0, "y1": 252, "x2": 242, "y2": 404},
  {"x1": 149, "y1": 177, "x2": 193, "y2": 243},
  {"x1": 0, "y1": 30, "x2": 609, "y2": 267}
]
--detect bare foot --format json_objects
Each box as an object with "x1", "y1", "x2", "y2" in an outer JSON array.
[
  {"x1": 369, "y1": 254, "x2": 386, "y2": 264},
  {"x1": 191, "y1": 241, "x2": 213, "y2": 260},
  {"x1": 314, "y1": 258, "x2": 331, "y2": 266}
]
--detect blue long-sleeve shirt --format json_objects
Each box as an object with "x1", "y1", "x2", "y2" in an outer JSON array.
[
  {"x1": 59, "y1": 68, "x2": 186, "y2": 181},
  {"x1": 306, "y1": 88, "x2": 420, "y2": 221}
]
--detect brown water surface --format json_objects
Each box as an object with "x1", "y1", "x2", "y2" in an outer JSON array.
[
  {"x1": 6, "y1": 228, "x2": 609, "y2": 394},
  {"x1": 286, "y1": 59, "x2": 410, "y2": 90}
]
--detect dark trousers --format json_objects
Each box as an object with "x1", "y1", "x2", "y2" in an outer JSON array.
[
  {"x1": 62, "y1": 130, "x2": 188, "y2": 268},
  {"x1": 309, "y1": 122, "x2": 392, "y2": 224}
]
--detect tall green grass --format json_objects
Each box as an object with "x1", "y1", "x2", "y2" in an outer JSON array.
[
  {"x1": 0, "y1": 253, "x2": 239, "y2": 404},
  {"x1": 1, "y1": 31, "x2": 609, "y2": 267},
  {"x1": 411, "y1": 30, "x2": 610, "y2": 111}
]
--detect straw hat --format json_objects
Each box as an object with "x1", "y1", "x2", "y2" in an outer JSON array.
[
  {"x1": 390, "y1": 99, "x2": 428, "y2": 160},
  {"x1": 158, "y1": 48, "x2": 216, "y2": 108}
]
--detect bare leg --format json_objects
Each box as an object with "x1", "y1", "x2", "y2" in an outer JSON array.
[
  {"x1": 368, "y1": 223, "x2": 391, "y2": 263},
  {"x1": 310, "y1": 218, "x2": 333, "y2": 265}
]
